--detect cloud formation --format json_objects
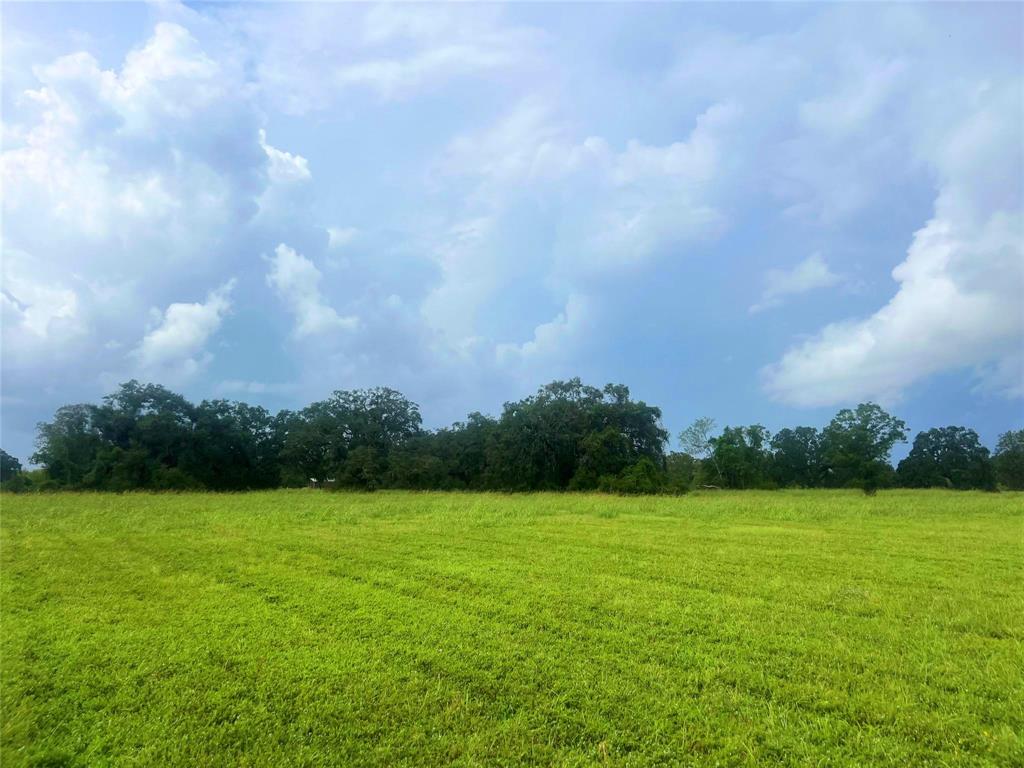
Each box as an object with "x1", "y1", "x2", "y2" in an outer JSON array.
[
  {"x1": 131, "y1": 280, "x2": 235, "y2": 382},
  {"x1": 750, "y1": 254, "x2": 843, "y2": 314},
  {"x1": 1, "y1": 2, "x2": 1020, "y2": 462},
  {"x1": 266, "y1": 244, "x2": 358, "y2": 338},
  {"x1": 763, "y1": 79, "x2": 1022, "y2": 405}
]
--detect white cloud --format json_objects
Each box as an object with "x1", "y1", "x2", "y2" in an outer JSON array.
[
  {"x1": 0, "y1": 19, "x2": 317, "y2": 401},
  {"x1": 265, "y1": 243, "x2": 358, "y2": 338},
  {"x1": 763, "y1": 80, "x2": 1023, "y2": 405},
  {"x1": 260, "y1": 129, "x2": 311, "y2": 183},
  {"x1": 496, "y1": 293, "x2": 592, "y2": 368},
  {"x1": 749, "y1": 253, "x2": 843, "y2": 314},
  {"x1": 229, "y1": 3, "x2": 542, "y2": 111},
  {"x1": 131, "y1": 280, "x2": 235, "y2": 381},
  {"x1": 327, "y1": 226, "x2": 358, "y2": 249},
  {"x1": 425, "y1": 99, "x2": 739, "y2": 350}
]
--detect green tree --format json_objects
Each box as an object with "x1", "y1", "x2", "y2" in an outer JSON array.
[
  {"x1": 709, "y1": 425, "x2": 772, "y2": 489},
  {"x1": 279, "y1": 387, "x2": 423, "y2": 486},
  {"x1": 770, "y1": 427, "x2": 822, "y2": 488},
  {"x1": 188, "y1": 400, "x2": 282, "y2": 489},
  {"x1": 993, "y1": 429, "x2": 1024, "y2": 490},
  {"x1": 820, "y1": 403, "x2": 907, "y2": 493},
  {"x1": 32, "y1": 404, "x2": 104, "y2": 487},
  {"x1": 486, "y1": 380, "x2": 667, "y2": 491},
  {"x1": 0, "y1": 450, "x2": 22, "y2": 482},
  {"x1": 896, "y1": 427, "x2": 995, "y2": 490},
  {"x1": 679, "y1": 417, "x2": 722, "y2": 485},
  {"x1": 664, "y1": 452, "x2": 698, "y2": 492},
  {"x1": 88, "y1": 381, "x2": 199, "y2": 488}
]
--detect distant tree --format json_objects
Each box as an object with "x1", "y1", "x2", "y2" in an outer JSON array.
[
  {"x1": 679, "y1": 417, "x2": 720, "y2": 484},
  {"x1": 820, "y1": 403, "x2": 907, "y2": 493},
  {"x1": 279, "y1": 387, "x2": 423, "y2": 486},
  {"x1": 486, "y1": 380, "x2": 667, "y2": 491},
  {"x1": 387, "y1": 435, "x2": 450, "y2": 489},
  {"x1": 32, "y1": 404, "x2": 104, "y2": 487},
  {"x1": 993, "y1": 429, "x2": 1024, "y2": 490},
  {"x1": 897, "y1": 427, "x2": 995, "y2": 490},
  {"x1": 338, "y1": 446, "x2": 386, "y2": 490},
  {"x1": 570, "y1": 427, "x2": 633, "y2": 490},
  {"x1": 438, "y1": 412, "x2": 497, "y2": 489},
  {"x1": 0, "y1": 450, "x2": 22, "y2": 482},
  {"x1": 770, "y1": 427, "x2": 822, "y2": 487},
  {"x1": 88, "y1": 381, "x2": 199, "y2": 488},
  {"x1": 601, "y1": 457, "x2": 665, "y2": 495},
  {"x1": 188, "y1": 400, "x2": 282, "y2": 490},
  {"x1": 664, "y1": 452, "x2": 698, "y2": 492},
  {"x1": 709, "y1": 425, "x2": 772, "y2": 489}
]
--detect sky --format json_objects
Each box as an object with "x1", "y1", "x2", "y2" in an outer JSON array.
[{"x1": 2, "y1": 1, "x2": 1022, "y2": 464}]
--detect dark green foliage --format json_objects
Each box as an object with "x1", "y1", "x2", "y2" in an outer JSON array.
[
  {"x1": 280, "y1": 387, "x2": 423, "y2": 488},
  {"x1": 993, "y1": 429, "x2": 1024, "y2": 490},
  {"x1": 21, "y1": 379, "x2": 1010, "y2": 494},
  {"x1": 31, "y1": 404, "x2": 104, "y2": 487},
  {"x1": 770, "y1": 427, "x2": 822, "y2": 487},
  {"x1": 0, "y1": 468, "x2": 52, "y2": 493},
  {"x1": 897, "y1": 427, "x2": 995, "y2": 490},
  {"x1": 819, "y1": 403, "x2": 908, "y2": 492},
  {"x1": 708, "y1": 425, "x2": 772, "y2": 488},
  {"x1": 664, "y1": 451, "x2": 697, "y2": 492},
  {"x1": 187, "y1": 400, "x2": 284, "y2": 490},
  {"x1": 599, "y1": 456, "x2": 666, "y2": 494},
  {"x1": 485, "y1": 380, "x2": 668, "y2": 491},
  {"x1": 0, "y1": 449, "x2": 22, "y2": 482}
]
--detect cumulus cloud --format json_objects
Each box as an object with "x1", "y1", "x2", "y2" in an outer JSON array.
[
  {"x1": 260, "y1": 129, "x2": 311, "y2": 183},
  {"x1": 229, "y1": 3, "x2": 542, "y2": 111},
  {"x1": 424, "y1": 99, "x2": 739, "y2": 351},
  {"x1": 265, "y1": 244, "x2": 358, "y2": 338},
  {"x1": 0, "y1": 18, "x2": 314, "y2": 399},
  {"x1": 749, "y1": 254, "x2": 843, "y2": 314},
  {"x1": 495, "y1": 293, "x2": 592, "y2": 369},
  {"x1": 763, "y1": 82, "x2": 1023, "y2": 405},
  {"x1": 131, "y1": 280, "x2": 235, "y2": 382}
]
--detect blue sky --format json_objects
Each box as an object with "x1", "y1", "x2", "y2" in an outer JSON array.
[{"x1": 2, "y1": 1, "x2": 1022, "y2": 463}]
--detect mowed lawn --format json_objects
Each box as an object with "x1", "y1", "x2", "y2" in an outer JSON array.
[{"x1": 1, "y1": 491, "x2": 1021, "y2": 767}]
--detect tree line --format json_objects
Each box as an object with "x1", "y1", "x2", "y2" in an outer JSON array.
[{"x1": 2, "y1": 379, "x2": 1022, "y2": 493}]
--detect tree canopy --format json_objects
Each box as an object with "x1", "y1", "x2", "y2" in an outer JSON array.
[{"x1": 3, "y1": 379, "x2": 1014, "y2": 494}]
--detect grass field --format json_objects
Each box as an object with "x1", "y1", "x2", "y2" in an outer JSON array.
[{"x1": 1, "y1": 490, "x2": 1021, "y2": 767}]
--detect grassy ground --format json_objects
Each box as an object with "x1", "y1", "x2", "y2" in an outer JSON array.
[{"x1": 1, "y1": 490, "x2": 1021, "y2": 767}]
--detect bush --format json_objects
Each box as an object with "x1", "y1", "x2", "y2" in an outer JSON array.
[
  {"x1": 600, "y1": 458, "x2": 666, "y2": 495},
  {"x1": 151, "y1": 467, "x2": 203, "y2": 491},
  {"x1": 0, "y1": 469, "x2": 57, "y2": 493}
]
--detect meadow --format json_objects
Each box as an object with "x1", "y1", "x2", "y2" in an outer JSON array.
[{"x1": 1, "y1": 490, "x2": 1021, "y2": 767}]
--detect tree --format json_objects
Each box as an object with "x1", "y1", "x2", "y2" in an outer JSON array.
[
  {"x1": 897, "y1": 427, "x2": 995, "y2": 490},
  {"x1": 664, "y1": 452, "x2": 698, "y2": 492},
  {"x1": 188, "y1": 400, "x2": 282, "y2": 489},
  {"x1": 709, "y1": 425, "x2": 772, "y2": 489},
  {"x1": 0, "y1": 450, "x2": 22, "y2": 482},
  {"x1": 279, "y1": 387, "x2": 423, "y2": 485},
  {"x1": 88, "y1": 381, "x2": 199, "y2": 488},
  {"x1": 32, "y1": 404, "x2": 104, "y2": 487},
  {"x1": 486, "y1": 380, "x2": 667, "y2": 491},
  {"x1": 570, "y1": 427, "x2": 633, "y2": 490},
  {"x1": 679, "y1": 417, "x2": 720, "y2": 484},
  {"x1": 770, "y1": 427, "x2": 822, "y2": 488},
  {"x1": 820, "y1": 403, "x2": 907, "y2": 492},
  {"x1": 994, "y1": 430, "x2": 1024, "y2": 490},
  {"x1": 600, "y1": 457, "x2": 665, "y2": 495}
]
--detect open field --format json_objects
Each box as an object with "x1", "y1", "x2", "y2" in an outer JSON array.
[{"x1": 2, "y1": 490, "x2": 1021, "y2": 767}]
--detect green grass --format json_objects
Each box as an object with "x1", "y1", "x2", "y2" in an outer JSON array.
[{"x1": 2, "y1": 490, "x2": 1021, "y2": 767}]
